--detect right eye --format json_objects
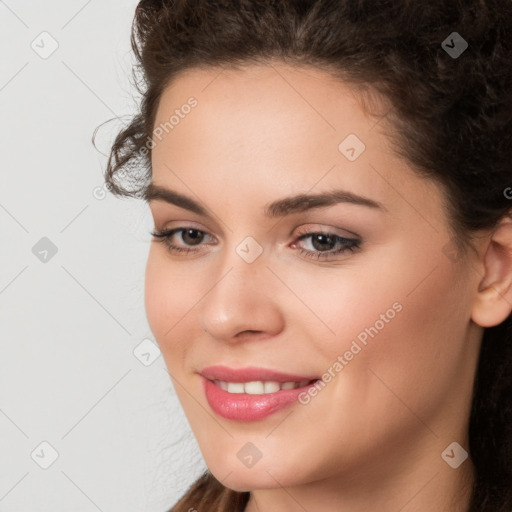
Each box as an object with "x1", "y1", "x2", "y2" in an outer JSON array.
[{"x1": 150, "y1": 227, "x2": 216, "y2": 255}]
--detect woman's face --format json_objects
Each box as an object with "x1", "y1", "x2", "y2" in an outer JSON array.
[{"x1": 145, "y1": 63, "x2": 482, "y2": 492}]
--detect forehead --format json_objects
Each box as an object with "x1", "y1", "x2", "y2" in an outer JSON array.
[
  {"x1": 152, "y1": 63, "x2": 383, "y2": 181},
  {"x1": 153, "y1": 62, "x2": 378, "y2": 143},
  {"x1": 150, "y1": 63, "x2": 447, "y2": 231}
]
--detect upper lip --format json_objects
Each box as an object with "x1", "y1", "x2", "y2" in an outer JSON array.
[{"x1": 200, "y1": 365, "x2": 318, "y2": 383}]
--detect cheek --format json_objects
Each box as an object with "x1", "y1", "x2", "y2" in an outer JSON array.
[
  {"x1": 144, "y1": 252, "x2": 171, "y2": 337},
  {"x1": 293, "y1": 240, "x2": 469, "y2": 404},
  {"x1": 144, "y1": 249, "x2": 201, "y2": 357},
  {"x1": 337, "y1": 250, "x2": 469, "y2": 418}
]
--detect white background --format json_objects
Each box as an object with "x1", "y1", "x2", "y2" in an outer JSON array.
[{"x1": 0, "y1": 1, "x2": 205, "y2": 510}]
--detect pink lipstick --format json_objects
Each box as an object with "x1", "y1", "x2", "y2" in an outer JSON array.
[{"x1": 200, "y1": 365, "x2": 319, "y2": 422}]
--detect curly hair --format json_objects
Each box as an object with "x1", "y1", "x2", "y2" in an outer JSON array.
[{"x1": 96, "y1": 1, "x2": 512, "y2": 510}]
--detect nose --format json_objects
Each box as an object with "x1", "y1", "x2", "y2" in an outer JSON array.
[{"x1": 198, "y1": 244, "x2": 284, "y2": 342}]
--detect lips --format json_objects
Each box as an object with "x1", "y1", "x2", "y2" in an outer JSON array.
[
  {"x1": 200, "y1": 365, "x2": 318, "y2": 383},
  {"x1": 200, "y1": 365, "x2": 319, "y2": 422}
]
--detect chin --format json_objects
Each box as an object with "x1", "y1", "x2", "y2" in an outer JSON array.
[{"x1": 209, "y1": 461, "x2": 302, "y2": 492}]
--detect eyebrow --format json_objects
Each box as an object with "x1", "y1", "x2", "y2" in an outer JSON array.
[{"x1": 144, "y1": 183, "x2": 386, "y2": 218}]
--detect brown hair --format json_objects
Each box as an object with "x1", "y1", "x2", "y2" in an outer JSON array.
[{"x1": 96, "y1": 0, "x2": 512, "y2": 510}]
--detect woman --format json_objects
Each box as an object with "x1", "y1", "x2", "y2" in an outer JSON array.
[{"x1": 99, "y1": 0, "x2": 512, "y2": 510}]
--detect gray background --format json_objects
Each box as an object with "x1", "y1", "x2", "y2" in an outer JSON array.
[{"x1": 0, "y1": 1, "x2": 205, "y2": 510}]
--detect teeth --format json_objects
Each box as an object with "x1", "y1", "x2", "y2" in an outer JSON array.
[
  {"x1": 226, "y1": 382, "x2": 244, "y2": 393},
  {"x1": 244, "y1": 381, "x2": 264, "y2": 394},
  {"x1": 264, "y1": 381, "x2": 280, "y2": 393},
  {"x1": 214, "y1": 379, "x2": 312, "y2": 394}
]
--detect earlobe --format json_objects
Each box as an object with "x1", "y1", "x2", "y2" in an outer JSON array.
[{"x1": 471, "y1": 213, "x2": 512, "y2": 327}]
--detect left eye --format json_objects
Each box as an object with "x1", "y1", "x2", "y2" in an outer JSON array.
[
  {"x1": 292, "y1": 231, "x2": 361, "y2": 260},
  {"x1": 150, "y1": 227, "x2": 361, "y2": 261}
]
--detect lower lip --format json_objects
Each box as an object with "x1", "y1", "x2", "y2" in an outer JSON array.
[{"x1": 202, "y1": 377, "x2": 317, "y2": 422}]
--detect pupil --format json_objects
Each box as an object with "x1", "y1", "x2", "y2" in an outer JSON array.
[
  {"x1": 312, "y1": 234, "x2": 334, "y2": 251},
  {"x1": 183, "y1": 229, "x2": 202, "y2": 245}
]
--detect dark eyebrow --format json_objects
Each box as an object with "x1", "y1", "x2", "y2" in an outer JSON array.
[
  {"x1": 144, "y1": 183, "x2": 208, "y2": 216},
  {"x1": 265, "y1": 189, "x2": 386, "y2": 216},
  {"x1": 144, "y1": 183, "x2": 386, "y2": 218}
]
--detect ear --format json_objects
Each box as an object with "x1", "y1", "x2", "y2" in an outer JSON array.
[{"x1": 471, "y1": 212, "x2": 512, "y2": 327}]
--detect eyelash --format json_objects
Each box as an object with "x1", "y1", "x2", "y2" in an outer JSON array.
[{"x1": 150, "y1": 227, "x2": 361, "y2": 261}]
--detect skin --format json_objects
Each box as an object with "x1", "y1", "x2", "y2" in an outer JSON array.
[{"x1": 144, "y1": 62, "x2": 512, "y2": 511}]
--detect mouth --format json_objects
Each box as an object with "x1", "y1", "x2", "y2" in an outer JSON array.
[
  {"x1": 199, "y1": 365, "x2": 320, "y2": 421},
  {"x1": 211, "y1": 378, "x2": 317, "y2": 394}
]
